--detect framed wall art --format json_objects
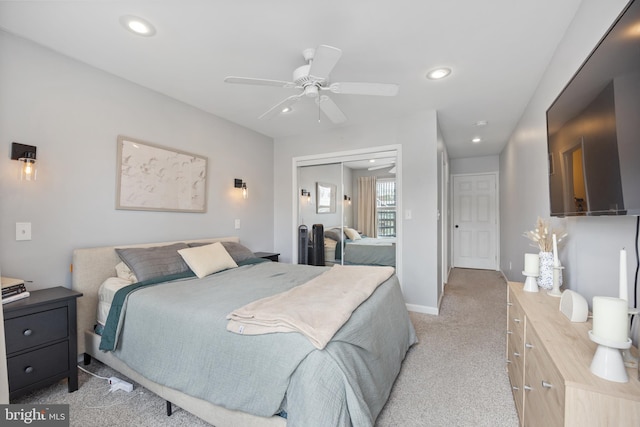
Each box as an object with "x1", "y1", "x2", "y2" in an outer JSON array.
[
  {"x1": 316, "y1": 181, "x2": 336, "y2": 214},
  {"x1": 116, "y1": 136, "x2": 207, "y2": 212}
]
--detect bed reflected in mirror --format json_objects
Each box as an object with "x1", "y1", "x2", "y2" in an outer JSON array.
[{"x1": 296, "y1": 153, "x2": 397, "y2": 268}]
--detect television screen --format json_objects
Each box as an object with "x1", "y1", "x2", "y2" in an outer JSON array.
[{"x1": 546, "y1": 0, "x2": 640, "y2": 216}]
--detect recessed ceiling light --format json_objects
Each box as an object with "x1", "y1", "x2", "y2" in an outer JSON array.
[
  {"x1": 369, "y1": 159, "x2": 376, "y2": 163},
  {"x1": 426, "y1": 67, "x2": 451, "y2": 80},
  {"x1": 281, "y1": 107, "x2": 292, "y2": 114},
  {"x1": 472, "y1": 137, "x2": 482, "y2": 143},
  {"x1": 120, "y1": 15, "x2": 156, "y2": 37}
]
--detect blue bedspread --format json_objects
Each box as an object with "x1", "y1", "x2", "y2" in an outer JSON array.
[{"x1": 103, "y1": 261, "x2": 416, "y2": 427}]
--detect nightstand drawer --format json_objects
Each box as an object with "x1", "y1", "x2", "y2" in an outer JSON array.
[
  {"x1": 5, "y1": 307, "x2": 68, "y2": 354},
  {"x1": 7, "y1": 341, "x2": 69, "y2": 391}
]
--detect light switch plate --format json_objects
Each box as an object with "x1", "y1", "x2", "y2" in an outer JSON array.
[{"x1": 16, "y1": 222, "x2": 31, "y2": 241}]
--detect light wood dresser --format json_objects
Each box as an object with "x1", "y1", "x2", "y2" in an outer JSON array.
[{"x1": 506, "y1": 281, "x2": 640, "y2": 426}]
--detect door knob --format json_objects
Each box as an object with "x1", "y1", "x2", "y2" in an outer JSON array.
[{"x1": 455, "y1": 225, "x2": 459, "y2": 228}]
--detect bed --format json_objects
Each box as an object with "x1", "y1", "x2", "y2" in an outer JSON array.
[
  {"x1": 324, "y1": 227, "x2": 396, "y2": 267},
  {"x1": 71, "y1": 237, "x2": 416, "y2": 427}
]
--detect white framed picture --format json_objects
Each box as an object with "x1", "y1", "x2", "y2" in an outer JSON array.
[{"x1": 116, "y1": 136, "x2": 207, "y2": 212}]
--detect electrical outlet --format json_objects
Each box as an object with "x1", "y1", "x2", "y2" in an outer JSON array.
[
  {"x1": 16, "y1": 222, "x2": 31, "y2": 241},
  {"x1": 109, "y1": 376, "x2": 133, "y2": 392}
]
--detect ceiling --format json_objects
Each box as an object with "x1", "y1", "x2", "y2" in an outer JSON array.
[{"x1": 0, "y1": 1, "x2": 584, "y2": 159}]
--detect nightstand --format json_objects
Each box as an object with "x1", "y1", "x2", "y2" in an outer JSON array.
[
  {"x1": 254, "y1": 251, "x2": 280, "y2": 262},
  {"x1": 3, "y1": 286, "x2": 82, "y2": 400}
]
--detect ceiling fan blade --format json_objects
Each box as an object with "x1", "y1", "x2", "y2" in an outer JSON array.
[
  {"x1": 259, "y1": 94, "x2": 303, "y2": 120},
  {"x1": 308, "y1": 45, "x2": 342, "y2": 81},
  {"x1": 318, "y1": 95, "x2": 347, "y2": 124},
  {"x1": 224, "y1": 76, "x2": 296, "y2": 88},
  {"x1": 368, "y1": 164, "x2": 395, "y2": 171},
  {"x1": 328, "y1": 82, "x2": 399, "y2": 96}
]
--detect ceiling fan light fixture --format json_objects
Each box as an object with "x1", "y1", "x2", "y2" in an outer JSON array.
[
  {"x1": 426, "y1": 67, "x2": 451, "y2": 80},
  {"x1": 305, "y1": 85, "x2": 319, "y2": 98},
  {"x1": 472, "y1": 137, "x2": 482, "y2": 143},
  {"x1": 120, "y1": 15, "x2": 156, "y2": 37}
]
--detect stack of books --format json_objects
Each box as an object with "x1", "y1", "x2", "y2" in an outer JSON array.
[{"x1": 2, "y1": 277, "x2": 29, "y2": 304}]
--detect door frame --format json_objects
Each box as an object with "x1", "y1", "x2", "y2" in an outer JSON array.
[
  {"x1": 292, "y1": 145, "x2": 403, "y2": 284},
  {"x1": 450, "y1": 172, "x2": 500, "y2": 271}
]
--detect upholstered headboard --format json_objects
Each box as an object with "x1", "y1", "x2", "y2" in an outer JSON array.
[{"x1": 71, "y1": 236, "x2": 240, "y2": 355}]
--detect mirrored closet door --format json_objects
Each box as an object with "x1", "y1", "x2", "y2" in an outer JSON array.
[{"x1": 295, "y1": 149, "x2": 398, "y2": 270}]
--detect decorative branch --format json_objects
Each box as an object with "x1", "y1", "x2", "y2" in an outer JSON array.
[{"x1": 523, "y1": 217, "x2": 567, "y2": 252}]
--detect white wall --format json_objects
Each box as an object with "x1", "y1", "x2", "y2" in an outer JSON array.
[
  {"x1": 499, "y1": 0, "x2": 637, "y2": 306},
  {"x1": 274, "y1": 110, "x2": 442, "y2": 312},
  {"x1": 450, "y1": 155, "x2": 499, "y2": 175},
  {"x1": 0, "y1": 32, "x2": 275, "y2": 289}
]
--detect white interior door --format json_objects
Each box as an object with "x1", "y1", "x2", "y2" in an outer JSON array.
[{"x1": 452, "y1": 173, "x2": 498, "y2": 270}]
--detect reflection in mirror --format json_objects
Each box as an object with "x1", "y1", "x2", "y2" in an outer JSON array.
[
  {"x1": 296, "y1": 154, "x2": 397, "y2": 268},
  {"x1": 316, "y1": 182, "x2": 337, "y2": 213}
]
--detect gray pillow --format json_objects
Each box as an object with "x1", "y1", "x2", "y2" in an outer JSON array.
[
  {"x1": 188, "y1": 241, "x2": 255, "y2": 263},
  {"x1": 324, "y1": 228, "x2": 343, "y2": 242},
  {"x1": 220, "y1": 241, "x2": 256, "y2": 262},
  {"x1": 115, "y1": 243, "x2": 190, "y2": 282}
]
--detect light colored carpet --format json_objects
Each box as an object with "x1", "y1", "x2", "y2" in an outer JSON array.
[
  {"x1": 13, "y1": 268, "x2": 519, "y2": 426},
  {"x1": 375, "y1": 268, "x2": 519, "y2": 426}
]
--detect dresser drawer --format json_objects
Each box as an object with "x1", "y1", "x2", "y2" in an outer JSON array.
[
  {"x1": 4, "y1": 307, "x2": 68, "y2": 354},
  {"x1": 523, "y1": 324, "x2": 565, "y2": 427},
  {"x1": 7, "y1": 341, "x2": 69, "y2": 392}
]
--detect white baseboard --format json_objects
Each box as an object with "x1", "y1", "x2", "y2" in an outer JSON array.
[
  {"x1": 406, "y1": 303, "x2": 439, "y2": 315},
  {"x1": 498, "y1": 269, "x2": 509, "y2": 283}
]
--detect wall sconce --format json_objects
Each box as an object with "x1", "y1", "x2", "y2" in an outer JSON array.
[
  {"x1": 301, "y1": 189, "x2": 311, "y2": 203},
  {"x1": 11, "y1": 142, "x2": 37, "y2": 181},
  {"x1": 344, "y1": 195, "x2": 351, "y2": 205},
  {"x1": 234, "y1": 178, "x2": 248, "y2": 199}
]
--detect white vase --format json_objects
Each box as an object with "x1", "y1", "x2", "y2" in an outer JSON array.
[{"x1": 537, "y1": 251, "x2": 554, "y2": 290}]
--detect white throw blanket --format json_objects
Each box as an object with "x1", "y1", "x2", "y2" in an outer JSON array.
[{"x1": 226, "y1": 264, "x2": 395, "y2": 349}]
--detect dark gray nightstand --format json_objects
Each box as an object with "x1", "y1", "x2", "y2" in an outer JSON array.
[
  {"x1": 254, "y1": 252, "x2": 280, "y2": 262},
  {"x1": 3, "y1": 286, "x2": 82, "y2": 400}
]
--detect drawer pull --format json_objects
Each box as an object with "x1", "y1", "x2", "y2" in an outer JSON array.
[
  {"x1": 507, "y1": 330, "x2": 513, "y2": 335},
  {"x1": 524, "y1": 385, "x2": 533, "y2": 392},
  {"x1": 513, "y1": 318, "x2": 521, "y2": 323},
  {"x1": 542, "y1": 381, "x2": 553, "y2": 389},
  {"x1": 512, "y1": 386, "x2": 519, "y2": 391},
  {"x1": 525, "y1": 343, "x2": 533, "y2": 349},
  {"x1": 507, "y1": 302, "x2": 513, "y2": 306},
  {"x1": 23, "y1": 329, "x2": 33, "y2": 337},
  {"x1": 513, "y1": 352, "x2": 521, "y2": 358},
  {"x1": 506, "y1": 359, "x2": 512, "y2": 364},
  {"x1": 24, "y1": 366, "x2": 34, "y2": 374}
]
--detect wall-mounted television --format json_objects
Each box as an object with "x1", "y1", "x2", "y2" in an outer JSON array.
[{"x1": 547, "y1": 0, "x2": 640, "y2": 217}]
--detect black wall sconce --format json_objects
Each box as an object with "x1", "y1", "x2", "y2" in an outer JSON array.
[
  {"x1": 301, "y1": 189, "x2": 311, "y2": 203},
  {"x1": 11, "y1": 142, "x2": 37, "y2": 181},
  {"x1": 234, "y1": 178, "x2": 248, "y2": 199},
  {"x1": 344, "y1": 195, "x2": 351, "y2": 205}
]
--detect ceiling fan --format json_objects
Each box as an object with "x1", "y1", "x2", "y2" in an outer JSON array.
[
  {"x1": 368, "y1": 162, "x2": 396, "y2": 174},
  {"x1": 224, "y1": 45, "x2": 399, "y2": 124}
]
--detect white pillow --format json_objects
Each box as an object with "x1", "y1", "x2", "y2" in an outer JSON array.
[
  {"x1": 115, "y1": 261, "x2": 138, "y2": 283},
  {"x1": 178, "y1": 242, "x2": 238, "y2": 278},
  {"x1": 344, "y1": 227, "x2": 362, "y2": 240}
]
